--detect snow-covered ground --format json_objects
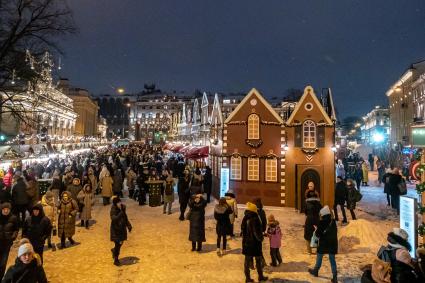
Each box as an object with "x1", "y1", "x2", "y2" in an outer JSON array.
[{"x1": 5, "y1": 172, "x2": 419, "y2": 283}]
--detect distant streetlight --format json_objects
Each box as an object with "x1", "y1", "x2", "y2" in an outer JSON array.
[
  {"x1": 126, "y1": 103, "x2": 131, "y2": 107},
  {"x1": 117, "y1": 88, "x2": 125, "y2": 94}
]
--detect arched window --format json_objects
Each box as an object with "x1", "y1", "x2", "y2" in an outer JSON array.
[
  {"x1": 248, "y1": 114, "x2": 260, "y2": 139},
  {"x1": 303, "y1": 120, "x2": 316, "y2": 148}
]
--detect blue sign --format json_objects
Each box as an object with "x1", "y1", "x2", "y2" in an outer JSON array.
[
  {"x1": 399, "y1": 196, "x2": 418, "y2": 258},
  {"x1": 220, "y1": 168, "x2": 229, "y2": 197}
]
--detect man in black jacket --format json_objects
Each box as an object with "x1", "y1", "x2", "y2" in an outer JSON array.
[
  {"x1": 333, "y1": 176, "x2": 348, "y2": 224},
  {"x1": 388, "y1": 168, "x2": 403, "y2": 215},
  {"x1": 0, "y1": 202, "x2": 19, "y2": 278},
  {"x1": 241, "y1": 202, "x2": 268, "y2": 283}
]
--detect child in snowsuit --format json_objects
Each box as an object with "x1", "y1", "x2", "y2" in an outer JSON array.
[{"x1": 266, "y1": 214, "x2": 282, "y2": 266}]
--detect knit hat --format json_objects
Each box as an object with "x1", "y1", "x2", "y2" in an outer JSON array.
[
  {"x1": 18, "y1": 238, "x2": 34, "y2": 257},
  {"x1": 320, "y1": 205, "x2": 331, "y2": 216},
  {"x1": 0, "y1": 202, "x2": 11, "y2": 210},
  {"x1": 392, "y1": 228, "x2": 408, "y2": 241},
  {"x1": 112, "y1": 196, "x2": 121, "y2": 205},
  {"x1": 268, "y1": 214, "x2": 276, "y2": 222},
  {"x1": 44, "y1": 191, "x2": 54, "y2": 200},
  {"x1": 246, "y1": 202, "x2": 258, "y2": 213}
]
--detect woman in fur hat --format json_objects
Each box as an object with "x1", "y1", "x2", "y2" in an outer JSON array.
[
  {"x1": 2, "y1": 238, "x2": 47, "y2": 283},
  {"x1": 77, "y1": 183, "x2": 95, "y2": 229},
  {"x1": 57, "y1": 191, "x2": 78, "y2": 249},
  {"x1": 378, "y1": 228, "x2": 423, "y2": 282},
  {"x1": 22, "y1": 204, "x2": 52, "y2": 262}
]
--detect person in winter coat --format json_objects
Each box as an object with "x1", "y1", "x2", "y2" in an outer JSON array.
[
  {"x1": 41, "y1": 192, "x2": 57, "y2": 250},
  {"x1": 11, "y1": 174, "x2": 30, "y2": 227},
  {"x1": 67, "y1": 178, "x2": 82, "y2": 202},
  {"x1": 24, "y1": 171, "x2": 39, "y2": 206},
  {"x1": 49, "y1": 171, "x2": 62, "y2": 205},
  {"x1": 266, "y1": 214, "x2": 282, "y2": 266},
  {"x1": 112, "y1": 167, "x2": 123, "y2": 197},
  {"x1": 0, "y1": 202, "x2": 19, "y2": 278},
  {"x1": 203, "y1": 166, "x2": 212, "y2": 203},
  {"x1": 241, "y1": 202, "x2": 268, "y2": 283},
  {"x1": 225, "y1": 190, "x2": 238, "y2": 237},
  {"x1": 308, "y1": 205, "x2": 338, "y2": 283},
  {"x1": 336, "y1": 160, "x2": 345, "y2": 180},
  {"x1": 163, "y1": 174, "x2": 175, "y2": 214},
  {"x1": 304, "y1": 190, "x2": 322, "y2": 254},
  {"x1": 110, "y1": 196, "x2": 132, "y2": 266},
  {"x1": 126, "y1": 168, "x2": 137, "y2": 199},
  {"x1": 87, "y1": 167, "x2": 98, "y2": 195},
  {"x1": 382, "y1": 168, "x2": 393, "y2": 207},
  {"x1": 354, "y1": 163, "x2": 363, "y2": 192},
  {"x1": 77, "y1": 184, "x2": 95, "y2": 229},
  {"x1": 362, "y1": 162, "x2": 369, "y2": 186},
  {"x1": 22, "y1": 204, "x2": 52, "y2": 262},
  {"x1": 57, "y1": 191, "x2": 78, "y2": 249},
  {"x1": 188, "y1": 194, "x2": 207, "y2": 252},
  {"x1": 178, "y1": 170, "x2": 191, "y2": 221},
  {"x1": 346, "y1": 179, "x2": 358, "y2": 221},
  {"x1": 2, "y1": 239, "x2": 47, "y2": 283},
  {"x1": 190, "y1": 169, "x2": 203, "y2": 195},
  {"x1": 2, "y1": 168, "x2": 13, "y2": 190},
  {"x1": 254, "y1": 198, "x2": 267, "y2": 267},
  {"x1": 214, "y1": 197, "x2": 232, "y2": 256},
  {"x1": 333, "y1": 176, "x2": 348, "y2": 224},
  {"x1": 101, "y1": 171, "x2": 113, "y2": 205},
  {"x1": 389, "y1": 168, "x2": 403, "y2": 215},
  {"x1": 0, "y1": 180, "x2": 11, "y2": 204},
  {"x1": 99, "y1": 165, "x2": 109, "y2": 184},
  {"x1": 378, "y1": 228, "x2": 423, "y2": 283}
]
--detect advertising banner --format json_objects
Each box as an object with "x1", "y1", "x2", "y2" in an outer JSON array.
[
  {"x1": 399, "y1": 196, "x2": 418, "y2": 258},
  {"x1": 220, "y1": 168, "x2": 229, "y2": 197}
]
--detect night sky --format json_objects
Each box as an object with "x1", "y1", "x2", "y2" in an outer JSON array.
[{"x1": 61, "y1": 0, "x2": 425, "y2": 118}]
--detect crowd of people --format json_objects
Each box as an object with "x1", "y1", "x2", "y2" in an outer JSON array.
[{"x1": 0, "y1": 144, "x2": 423, "y2": 282}]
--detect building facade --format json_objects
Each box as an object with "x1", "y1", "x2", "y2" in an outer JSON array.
[
  {"x1": 387, "y1": 60, "x2": 425, "y2": 147},
  {"x1": 360, "y1": 106, "x2": 390, "y2": 146},
  {"x1": 59, "y1": 79, "x2": 99, "y2": 137}
]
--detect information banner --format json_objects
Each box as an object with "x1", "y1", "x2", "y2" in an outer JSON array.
[
  {"x1": 399, "y1": 196, "x2": 418, "y2": 258},
  {"x1": 220, "y1": 168, "x2": 229, "y2": 197}
]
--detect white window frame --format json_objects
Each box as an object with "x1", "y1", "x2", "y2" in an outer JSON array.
[
  {"x1": 230, "y1": 156, "x2": 242, "y2": 180},
  {"x1": 265, "y1": 158, "x2": 277, "y2": 182},
  {"x1": 303, "y1": 120, "x2": 316, "y2": 148},
  {"x1": 248, "y1": 114, "x2": 260, "y2": 139},
  {"x1": 247, "y1": 157, "x2": 259, "y2": 181}
]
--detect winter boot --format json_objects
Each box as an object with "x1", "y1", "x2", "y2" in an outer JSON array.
[
  {"x1": 258, "y1": 276, "x2": 269, "y2": 282},
  {"x1": 85, "y1": 221, "x2": 89, "y2": 229},
  {"x1": 220, "y1": 248, "x2": 226, "y2": 256},
  {"x1": 331, "y1": 273, "x2": 338, "y2": 283},
  {"x1": 69, "y1": 237, "x2": 75, "y2": 245},
  {"x1": 81, "y1": 220, "x2": 84, "y2": 227},
  {"x1": 217, "y1": 248, "x2": 221, "y2": 256},
  {"x1": 308, "y1": 268, "x2": 319, "y2": 277},
  {"x1": 113, "y1": 257, "x2": 121, "y2": 266},
  {"x1": 245, "y1": 279, "x2": 254, "y2": 283}
]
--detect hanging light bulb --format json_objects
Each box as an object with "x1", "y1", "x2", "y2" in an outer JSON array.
[
  {"x1": 11, "y1": 69, "x2": 16, "y2": 85},
  {"x1": 58, "y1": 57, "x2": 62, "y2": 70}
]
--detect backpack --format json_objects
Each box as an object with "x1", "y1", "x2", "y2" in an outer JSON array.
[
  {"x1": 165, "y1": 182, "x2": 174, "y2": 196},
  {"x1": 371, "y1": 258, "x2": 392, "y2": 283},
  {"x1": 398, "y1": 179, "x2": 407, "y2": 195}
]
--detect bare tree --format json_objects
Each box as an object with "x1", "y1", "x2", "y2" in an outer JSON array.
[{"x1": 0, "y1": 0, "x2": 76, "y2": 134}]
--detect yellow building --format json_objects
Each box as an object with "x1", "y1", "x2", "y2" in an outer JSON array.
[{"x1": 59, "y1": 79, "x2": 99, "y2": 137}]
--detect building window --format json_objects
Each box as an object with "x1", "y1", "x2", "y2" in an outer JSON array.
[
  {"x1": 303, "y1": 120, "x2": 316, "y2": 148},
  {"x1": 265, "y1": 158, "x2": 277, "y2": 182},
  {"x1": 248, "y1": 114, "x2": 260, "y2": 139},
  {"x1": 247, "y1": 157, "x2": 259, "y2": 181},
  {"x1": 230, "y1": 156, "x2": 241, "y2": 180}
]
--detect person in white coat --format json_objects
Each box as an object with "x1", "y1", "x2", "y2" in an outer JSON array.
[{"x1": 40, "y1": 191, "x2": 57, "y2": 250}]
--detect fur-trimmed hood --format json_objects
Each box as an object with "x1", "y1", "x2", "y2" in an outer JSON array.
[
  {"x1": 214, "y1": 203, "x2": 229, "y2": 214},
  {"x1": 387, "y1": 232, "x2": 411, "y2": 252}
]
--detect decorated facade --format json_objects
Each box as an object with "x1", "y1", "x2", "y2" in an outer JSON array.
[{"x1": 214, "y1": 86, "x2": 336, "y2": 208}]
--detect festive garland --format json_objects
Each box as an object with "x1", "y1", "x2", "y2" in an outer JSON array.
[
  {"x1": 417, "y1": 183, "x2": 425, "y2": 194},
  {"x1": 245, "y1": 139, "x2": 263, "y2": 148},
  {"x1": 208, "y1": 152, "x2": 284, "y2": 159},
  {"x1": 227, "y1": 121, "x2": 246, "y2": 125},
  {"x1": 260, "y1": 120, "x2": 283, "y2": 126}
]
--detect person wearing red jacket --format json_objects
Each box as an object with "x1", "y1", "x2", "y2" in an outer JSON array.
[{"x1": 2, "y1": 168, "x2": 13, "y2": 189}]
